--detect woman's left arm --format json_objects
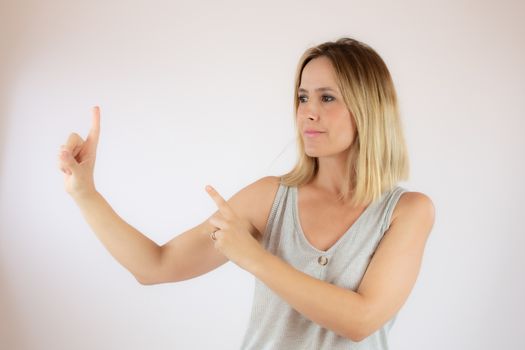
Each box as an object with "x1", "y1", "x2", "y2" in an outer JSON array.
[{"x1": 248, "y1": 192, "x2": 435, "y2": 342}]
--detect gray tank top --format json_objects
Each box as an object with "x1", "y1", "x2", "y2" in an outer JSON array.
[{"x1": 240, "y1": 183, "x2": 408, "y2": 350}]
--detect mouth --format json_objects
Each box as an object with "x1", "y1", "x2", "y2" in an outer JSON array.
[{"x1": 304, "y1": 131, "x2": 325, "y2": 137}]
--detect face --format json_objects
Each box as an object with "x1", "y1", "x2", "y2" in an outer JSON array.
[{"x1": 297, "y1": 56, "x2": 356, "y2": 159}]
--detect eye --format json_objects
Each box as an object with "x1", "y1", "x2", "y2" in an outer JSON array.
[{"x1": 297, "y1": 94, "x2": 335, "y2": 103}]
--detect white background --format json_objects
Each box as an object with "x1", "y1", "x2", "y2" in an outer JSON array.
[{"x1": 1, "y1": 0, "x2": 523, "y2": 349}]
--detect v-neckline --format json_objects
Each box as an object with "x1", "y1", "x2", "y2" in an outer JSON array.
[{"x1": 293, "y1": 186, "x2": 377, "y2": 254}]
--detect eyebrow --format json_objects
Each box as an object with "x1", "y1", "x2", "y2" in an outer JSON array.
[{"x1": 298, "y1": 87, "x2": 336, "y2": 93}]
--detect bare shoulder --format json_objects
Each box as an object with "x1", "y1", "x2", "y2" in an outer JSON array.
[
  {"x1": 247, "y1": 176, "x2": 281, "y2": 238},
  {"x1": 228, "y1": 176, "x2": 281, "y2": 240},
  {"x1": 391, "y1": 191, "x2": 435, "y2": 234}
]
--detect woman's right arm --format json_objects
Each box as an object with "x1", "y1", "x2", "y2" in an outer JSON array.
[
  {"x1": 58, "y1": 107, "x2": 273, "y2": 285},
  {"x1": 71, "y1": 179, "x2": 268, "y2": 285},
  {"x1": 73, "y1": 192, "x2": 228, "y2": 285},
  {"x1": 71, "y1": 190, "x2": 163, "y2": 284}
]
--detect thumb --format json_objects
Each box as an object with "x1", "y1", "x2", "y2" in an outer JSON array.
[{"x1": 61, "y1": 149, "x2": 79, "y2": 173}]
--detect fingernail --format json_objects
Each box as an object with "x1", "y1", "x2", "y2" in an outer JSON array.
[{"x1": 61, "y1": 150, "x2": 69, "y2": 158}]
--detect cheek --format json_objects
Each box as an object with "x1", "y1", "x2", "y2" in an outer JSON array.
[
  {"x1": 334, "y1": 112, "x2": 355, "y2": 132},
  {"x1": 343, "y1": 110, "x2": 356, "y2": 133},
  {"x1": 332, "y1": 117, "x2": 356, "y2": 144}
]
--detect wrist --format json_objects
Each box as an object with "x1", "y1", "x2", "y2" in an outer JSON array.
[{"x1": 71, "y1": 188, "x2": 100, "y2": 203}]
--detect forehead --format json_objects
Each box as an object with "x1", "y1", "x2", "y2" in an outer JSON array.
[{"x1": 300, "y1": 56, "x2": 338, "y2": 90}]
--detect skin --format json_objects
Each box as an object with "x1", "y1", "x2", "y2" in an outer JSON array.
[
  {"x1": 58, "y1": 106, "x2": 100, "y2": 198},
  {"x1": 296, "y1": 55, "x2": 357, "y2": 198},
  {"x1": 294, "y1": 55, "x2": 369, "y2": 250}
]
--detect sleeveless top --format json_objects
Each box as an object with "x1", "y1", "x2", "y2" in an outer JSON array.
[{"x1": 239, "y1": 183, "x2": 408, "y2": 350}]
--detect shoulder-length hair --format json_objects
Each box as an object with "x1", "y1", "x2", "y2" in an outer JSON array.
[{"x1": 279, "y1": 37, "x2": 409, "y2": 207}]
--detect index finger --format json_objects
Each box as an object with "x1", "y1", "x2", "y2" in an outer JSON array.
[
  {"x1": 88, "y1": 106, "x2": 100, "y2": 144},
  {"x1": 205, "y1": 185, "x2": 233, "y2": 218}
]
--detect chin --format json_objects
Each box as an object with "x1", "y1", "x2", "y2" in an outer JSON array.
[
  {"x1": 304, "y1": 149, "x2": 324, "y2": 158},
  {"x1": 305, "y1": 147, "x2": 347, "y2": 159}
]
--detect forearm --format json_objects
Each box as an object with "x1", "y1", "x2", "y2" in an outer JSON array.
[
  {"x1": 250, "y1": 252, "x2": 369, "y2": 341},
  {"x1": 71, "y1": 191, "x2": 161, "y2": 282}
]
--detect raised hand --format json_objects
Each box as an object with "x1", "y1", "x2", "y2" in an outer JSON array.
[{"x1": 57, "y1": 106, "x2": 101, "y2": 197}]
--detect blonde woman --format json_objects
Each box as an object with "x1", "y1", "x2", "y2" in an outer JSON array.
[{"x1": 57, "y1": 37, "x2": 435, "y2": 349}]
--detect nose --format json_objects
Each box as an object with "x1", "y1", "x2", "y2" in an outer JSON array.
[
  {"x1": 301, "y1": 101, "x2": 320, "y2": 121},
  {"x1": 307, "y1": 111, "x2": 319, "y2": 120}
]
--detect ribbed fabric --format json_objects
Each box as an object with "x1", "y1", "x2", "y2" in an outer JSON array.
[{"x1": 240, "y1": 183, "x2": 408, "y2": 350}]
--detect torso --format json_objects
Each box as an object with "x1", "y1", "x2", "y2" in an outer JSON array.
[
  {"x1": 250, "y1": 176, "x2": 403, "y2": 250},
  {"x1": 295, "y1": 184, "x2": 369, "y2": 251}
]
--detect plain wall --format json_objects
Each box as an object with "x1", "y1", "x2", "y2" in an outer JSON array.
[{"x1": 1, "y1": 0, "x2": 524, "y2": 349}]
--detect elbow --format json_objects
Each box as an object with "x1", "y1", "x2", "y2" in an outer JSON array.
[
  {"x1": 344, "y1": 302, "x2": 374, "y2": 342},
  {"x1": 135, "y1": 276, "x2": 152, "y2": 285},
  {"x1": 344, "y1": 324, "x2": 375, "y2": 343},
  {"x1": 134, "y1": 273, "x2": 159, "y2": 286},
  {"x1": 135, "y1": 270, "x2": 177, "y2": 285},
  {"x1": 345, "y1": 314, "x2": 391, "y2": 342},
  {"x1": 349, "y1": 332, "x2": 369, "y2": 343},
  {"x1": 136, "y1": 277, "x2": 156, "y2": 285},
  {"x1": 344, "y1": 328, "x2": 369, "y2": 343}
]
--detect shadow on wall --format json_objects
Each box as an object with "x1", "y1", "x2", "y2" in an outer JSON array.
[
  {"x1": 0, "y1": 4, "x2": 23, "y2": 349},
  {"x1": 0, "y1": 1, "x2": 10, "y2": 182},
  {"x1": 0, "y1": 262, "x2": 23, "y2": 350},
  {"x1": 0, "y1": 66, "x2": 24, "y2": 350}
]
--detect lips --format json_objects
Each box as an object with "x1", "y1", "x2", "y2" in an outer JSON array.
[{"x1": 304, "y1": 130, "x2": 325, "y2": 138}]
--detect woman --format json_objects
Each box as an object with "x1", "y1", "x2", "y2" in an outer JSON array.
[{"x1": 57, "y1": 37, "x2": 435, "y2": 349}]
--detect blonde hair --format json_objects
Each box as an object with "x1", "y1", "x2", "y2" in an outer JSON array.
[{"x1": 279, "y1": 37, "x2": 409, "y2": 207}]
